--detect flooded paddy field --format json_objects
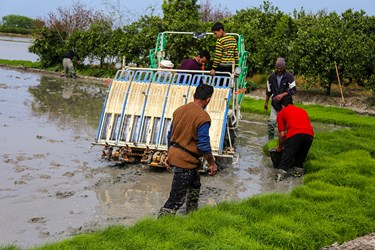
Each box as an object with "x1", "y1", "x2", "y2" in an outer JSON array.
[{"x1": 0, "y1": 67, "x2": 321, "y2": 248}]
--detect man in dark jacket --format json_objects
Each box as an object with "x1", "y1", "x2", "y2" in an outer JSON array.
[
  {"x1": 63, "y1": 49, "x2": 80, "y2": 78},
  {"x1": 158, "y1": 84, "x2": 217, "y2": 217},
  {"x1": 264, "y1": 57, "x2": 296, "y2": 140}
]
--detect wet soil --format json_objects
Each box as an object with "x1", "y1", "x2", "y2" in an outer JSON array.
[
  {"x1": 0, "y1": 67, "x2": 373, "y2": 249},
  {"x1": 321, "y1": 232, "x2": 375, "y2": 250}
]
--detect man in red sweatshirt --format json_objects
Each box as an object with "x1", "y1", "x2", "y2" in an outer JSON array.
[{"x1": 275, "y1": 95, "x2": 314, "y2": 182}]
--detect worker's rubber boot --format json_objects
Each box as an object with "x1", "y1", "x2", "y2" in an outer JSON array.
[
  {"x1": 293, "y1": 167, "x2": 304, "y2": 177},
  {"x1": 275, "y1": 169, "x2": 287, "y2": 182},
  {"x1": 186, "y1": 189, "x2": 199, "y2": 214},
  {"x1": 158, "y1": 207, "x2": 176, "y2": 218},
  {"x1": 267, "y1": 120, "x2": 276, "y2": 140},
  {"x1": 269, "y1": 148, "x2": 282, "y2": 168}
]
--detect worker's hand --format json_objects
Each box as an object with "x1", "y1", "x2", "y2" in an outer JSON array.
[
  {"x1": 210, "y1": 69, "x2": 216, "y2": 76},
  {"x1": 264, "y1": 102, "x2": 268, "y2": 110},
  {"x1": 164, "y1": 156, "x2": 171, "y2": 170},
  {"x1": 208, "y1": 163, "x2": 217, "y2": 176},
  {"x1": 77, "y1": 60, "x2": 81, "y2": 65},
  {"x1": 276, "y1": 146, "x2": 282, "y2": 152},
  {"x1": 274, "y1": 94, "x2": 284, "y2": 101}
]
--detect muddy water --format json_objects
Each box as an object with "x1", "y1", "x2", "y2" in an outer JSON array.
[{"x1": 0, "y1": 68, "x2": 305, "y2": 248}]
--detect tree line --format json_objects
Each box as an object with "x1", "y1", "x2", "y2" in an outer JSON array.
[{"x1": 2, "y1": 0, "x2": 374, "y2": 95}]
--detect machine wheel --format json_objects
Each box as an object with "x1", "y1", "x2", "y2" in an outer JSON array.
[{"x1": 215, "y1": 156, "x2": 233, "y2": 171}]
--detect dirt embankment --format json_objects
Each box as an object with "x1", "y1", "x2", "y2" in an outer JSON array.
[
  {"x1": 0, "y1": 64, "x2": 111, "y2": 84},
  {"x1": 249, "y1": 87, "x2": 375, "y2": 116},
  {"x1": 321, "y1": 232, "x2": 375, "y2": 250}
]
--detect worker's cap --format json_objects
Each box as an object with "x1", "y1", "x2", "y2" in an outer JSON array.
[
  {"x1": 160, "y1": 60, "x2": 174, "y2": 69},
  {"x1": 275, "y1": 57, "x2": 286, "y2": 68},
  {"x1": 280, "y1": 95, "x2": 293, "y2": 106}
]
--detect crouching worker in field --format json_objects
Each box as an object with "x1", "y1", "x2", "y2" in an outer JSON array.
[
  {"x1": 275, "y1": 95, "x2": 314, "y2": 182},
  {"x1": 158, "y1": 84, "x2": 217, "y2": 217}
]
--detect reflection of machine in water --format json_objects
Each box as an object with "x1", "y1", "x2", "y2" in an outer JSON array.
[{"x1": 92, "y1": 31, "x2": 249, "y2": 171}]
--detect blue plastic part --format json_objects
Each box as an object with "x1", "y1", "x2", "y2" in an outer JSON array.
[
  {"x1": 135, "y1": 76, "x2": 154, "y2": 143},
  {"x1": 218, "y1": 88, "x2": 232, "y2": 151},
  {"x1": 134, "y1": 70, "x2": 153, "y2": 82},
  {"x1": 114, "y1": 72, "x2": 136, "y2": 143},
  {"x1": 172, "y1": 73, "x2": 192, "y2": 85},
  {"x1": 95, "y1": 81, "x2": 113, "y2": 142},
  {"x1": 211, "y1": 76, "x2": 231, "y2": 88},
  {"x1": 155, "y1": 83, "x2": 172, "y2": 145},
  {"x1": 153, "y1": 71, "x2": 173, "y2": 84},
  {"x1": 191, "y1": 74, "x2": 212, "y2": 86}
]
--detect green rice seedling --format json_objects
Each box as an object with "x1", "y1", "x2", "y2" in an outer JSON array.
[
  {"x1": 0, "y1": 246, "x2": 21, "y2": 250},
  {"x1": 244, "y1": 218, "x2": 311, "y2": 249},
  {"x1": 189, "y1": 207, "x2": 248, "y2": 233},
  {"x1": 132, "y1": 217, "x2": 202, "y2": 249},
  {"x1": 291, "y1": 181, "x2": 346, "y2": 203},
  {"x1": 307, "y1": 130, "x2": 375, "y2": 160},
  {"x1": 241, "y1": 97, "x2": 269, "y2": 115},
  {"x1": 306, "y1": 150, "x2": 375, "y2": 191},
  {"x1": 217, "y1": 200, "x2": 268, "y2": 224},
  {"x1": 0, "y1": 59, "x2": 41, "y2": 68},
  {"x1": 209, "y1": 227, "x2": 278, "y2": 250},
  {"x1": 303, "y1": 104, "x2": 375, "y2": 127}
]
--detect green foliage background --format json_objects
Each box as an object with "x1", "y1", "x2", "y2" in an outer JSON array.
[{"x1": 0, "y1": 14, "x2": 35, "y2": 34}]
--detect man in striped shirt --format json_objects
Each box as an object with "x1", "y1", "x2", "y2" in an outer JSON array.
[{"x1": 210, "y1": 22, "x2": 239, "y2": 78}]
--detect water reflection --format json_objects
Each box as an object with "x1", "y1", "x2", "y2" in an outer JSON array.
[
  {"x1": 28, "y1": 75, "x2": 106, "y2": 128},
  {"x1": 62, "y1": 79, "x2": 75, "y2": 99},
  {"x1": 95, "y1": 169, "x2": 171, "y2": 221},
  {"x1": 0, "y1": 67, "x2": 110, "y2": 248},
  {"x1": 0, "y1": 35, "x2": 38, "y2": 62}
]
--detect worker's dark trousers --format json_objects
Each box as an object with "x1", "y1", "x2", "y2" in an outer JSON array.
[
  {"x1": 160, "y1": 166, "x2": 201, "y2": 216},
  {"x1": 278, "y1": 134, "x2": 314, "y2": 171},
  {"x1": 215, "y1": 65, "x2": 232, "y2": 86}
]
